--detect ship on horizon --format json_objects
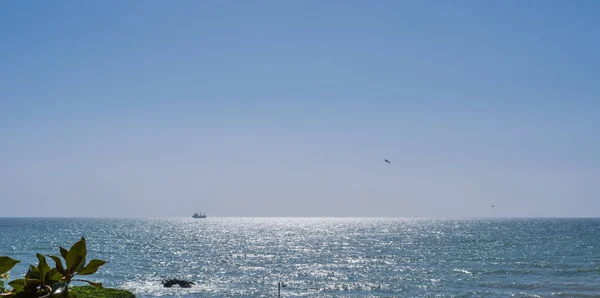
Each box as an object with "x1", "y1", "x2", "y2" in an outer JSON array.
[{"x1": 193, "y1": 212, "x2": 207, "y2": 219}]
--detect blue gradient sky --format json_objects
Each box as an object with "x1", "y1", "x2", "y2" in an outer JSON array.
[{"x1": 1, "y1": 1, "x2": 599, "y2": 217}]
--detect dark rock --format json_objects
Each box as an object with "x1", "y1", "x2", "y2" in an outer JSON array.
[{"x1": 162, "y1": 279, "x2": 195, "y2": 288}]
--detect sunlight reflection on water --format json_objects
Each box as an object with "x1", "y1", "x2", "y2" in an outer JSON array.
[{"x1": 1, "y1": 218, "x2": 599, "y2": 297}]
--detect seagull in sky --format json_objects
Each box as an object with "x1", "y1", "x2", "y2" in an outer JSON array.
[{"x1": 384, "y1": 159, "x2": 391, "y2": 164}]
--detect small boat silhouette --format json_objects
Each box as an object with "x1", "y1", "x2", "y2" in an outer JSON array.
[{"x1": 193, "y1": 212, "x2": 207, "y2": 219}]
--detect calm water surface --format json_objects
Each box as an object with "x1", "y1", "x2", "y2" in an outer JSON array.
[{"x1": 0, "y1": 218, "x2": 599, "y2": 297}]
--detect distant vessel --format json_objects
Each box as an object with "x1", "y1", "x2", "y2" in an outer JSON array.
[{"x1": 193, "y1": 212, "x2": 207, "y2": 219}]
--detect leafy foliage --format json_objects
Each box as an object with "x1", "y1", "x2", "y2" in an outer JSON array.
[
  {"x1": 71, "y1": 286, "x2": 135, "y2": 298},
  {"x1": 0, "y1": 257, "x2": 19, "y2": 294},
  {"x1": 0, "y1": 257, "x2": 20, "y2": 276},
  {"x1": 0, "y1": 237, "x2": 107, "y2": 297},
  {"x1": 48, "y1": 237, "x2": 107, "y2": 297},
  {"x1": 8, "y1": 254, "x2": 62, "y2": 297}
]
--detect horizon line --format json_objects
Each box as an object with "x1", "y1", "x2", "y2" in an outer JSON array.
[{"x1": 1, "y1": 216, "x2": 599, "y2": 219}]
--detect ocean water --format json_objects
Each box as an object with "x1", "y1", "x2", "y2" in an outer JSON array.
[{"x1": 0, "y1": 218, "x2": 599, "y2": 297}]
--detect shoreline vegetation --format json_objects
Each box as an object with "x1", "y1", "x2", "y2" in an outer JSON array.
[
  {"x1": 0, "y1": 237, "x2": 136, "y2": 298},
  {"x1": 71, "y1": 286, "x2": 135, "y2": 298}
]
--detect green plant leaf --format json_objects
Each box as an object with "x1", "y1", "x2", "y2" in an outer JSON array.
[
  {"x1": 0, "y1": 257, "x2": 20, "y2": 275},
  {"x1": 25, "y1": 265, "x2": 39, "y2": 280},
  {"x1": 8, "y1": 279, "x2": 26, "y2": 291},
  {"x1": 59, "y1": 247, "x2": 68, "y2": 260},
  {"x1": 76, "y1": 260, "x2": 106, "y2": 276},
  {"x1": 36, "y1": 254, "x2": 50, "y2": 274},
  {"x1": 36, "y1": 254, "x2": 50, "y2": 284},
  {"x1": 67, "y1": 290, "x2": 78, "y2": 298},
  {"x1": 24, "y1": 278, "x2": 40, "y2": 286},
  {"x1": 66, "y1": 238, "x2": 87, "y2": 274},
  {"x1": 77, "y1": 256, "x2": 86, "y2": 272},
  {"x1": 48, "y1": 256, "x2": 66, "y2": 276},
  {"x1": 45, "y1": 268, "x2": 62, "y2": 285}
]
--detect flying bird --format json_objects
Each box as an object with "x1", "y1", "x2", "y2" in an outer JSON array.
[
  {"x1": 384, "y1": 159, "x2": 391, "y2": 164},
  {"x1": 492, "y1": 205, "x2": 495, "y2": 208}
]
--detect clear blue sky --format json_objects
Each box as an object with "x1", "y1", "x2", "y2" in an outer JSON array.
[{"x1": 1, "y1": 1, "x2": 599, "y2": 217}]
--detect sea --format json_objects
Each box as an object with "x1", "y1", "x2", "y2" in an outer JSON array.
[{"x1": 0, "y1": 218, "x2": 599, "y2": 297}]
